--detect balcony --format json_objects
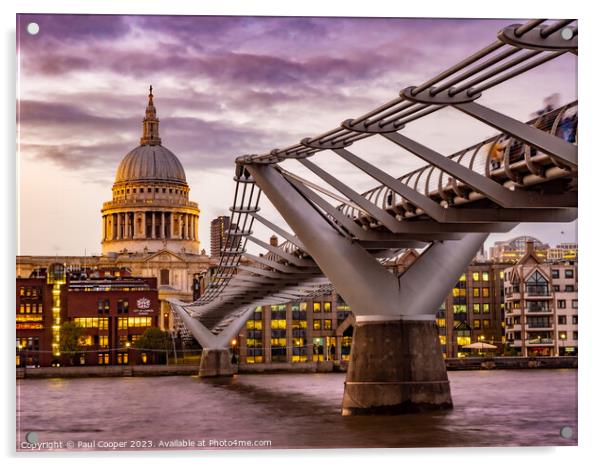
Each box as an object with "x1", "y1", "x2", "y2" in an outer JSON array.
[
  {"x1": 525, "y1": 286, "x2": 552, "y2": 298},
  {"x1": 526, "y1": 304, "x2": 552, "y2": 313},
  {"x1": 526, "y1": 338, "x2": 554, "y2": 346},
  {"x1": 526, "y1": 325, "x2": 554, "y2": 331}
]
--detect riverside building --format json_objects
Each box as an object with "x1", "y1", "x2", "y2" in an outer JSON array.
[
  {"x1": 503, "y1": 241, "x2": 578, "y2": 356},
  {"x1": 16, "y1": 264, "x2": 159, "y2": 367}
]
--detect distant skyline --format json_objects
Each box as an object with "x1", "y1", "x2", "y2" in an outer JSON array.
[{"x1": 17, "y1": 15, "x2": 577, "y2": 256}]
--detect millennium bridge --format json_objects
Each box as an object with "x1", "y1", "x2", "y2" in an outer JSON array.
[{"x1": 170, "y1": 18, "x2": 577, "y2": 415}]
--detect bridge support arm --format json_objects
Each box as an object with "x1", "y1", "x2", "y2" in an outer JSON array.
[{"x1": 248, "y1": 163, "x2": 488, "y2": 414}]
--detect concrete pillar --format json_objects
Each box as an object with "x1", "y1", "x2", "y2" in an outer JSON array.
[
  {"x1": 102, "y1": 215, "x2": 106, "y2": 240},
  {"x1": 199, "y1": 349, "x2": 235, "y2": 377},
  {"x1": 184, "y1": 214, "x2": 189, "y2": 240},
  {"x1": 151, "y1": 212, "x2": 156, "y2": 239},
  {"x1": 161, "y1": 212, "x2": 165, "y2": 239},
  {"x1": 341, "y1": 317, "x2": 452, "y2": 415}
]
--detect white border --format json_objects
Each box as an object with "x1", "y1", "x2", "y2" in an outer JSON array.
[{"x1": 2, "y1": 1, "x2": 599, "y2": 465}]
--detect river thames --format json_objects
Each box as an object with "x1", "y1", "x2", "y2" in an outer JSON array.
[{"x1": 16, "y1": 369, "x2": 577, "y2": 451}]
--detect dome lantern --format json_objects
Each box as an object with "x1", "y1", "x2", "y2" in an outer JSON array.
[{"x1": 140, "y1": 85, "x2": 162, "y2": 146}]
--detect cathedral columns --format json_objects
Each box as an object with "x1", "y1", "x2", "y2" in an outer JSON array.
[
  {"x1": 161, "y1": 212, "x2": 165, "y2": 239},
  {"x1": 151, "y1": 212, "x2": 156, "y2": 239},
  {"x1": 116, "y1": 213, "x2": 122, "y2": 240}
]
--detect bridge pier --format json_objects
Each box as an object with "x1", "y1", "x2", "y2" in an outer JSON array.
[
  {"x1": 199, "y1": 348, "x2": 235, "y2": 378},
  {"x1": 342, "y1": 317, "x2": 451, "y2": 415},
  {"x1": 248, "y1": 163, "x2": 487, "y2": 415}
]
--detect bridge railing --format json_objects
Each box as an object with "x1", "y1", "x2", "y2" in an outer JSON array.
[
  {"x1": 338, "y1": 102, "x2": 577, "y2": 224},
  {"x1": 192, "y1": 18, "x2": 577, "y2": 314}
]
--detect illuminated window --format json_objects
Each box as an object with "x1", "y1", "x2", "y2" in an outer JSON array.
[
  {"x1": 483, "y1": 304, "x2": 490, "y2": 314},
  {"x1": 473, "y1": 319, "x2": 481, "y2": 329},
  {"x1": 74, "y1": 318, "x2": 100, "y2": 328},
  {"x1": 313, "y1": 320, "x2": 322, "y2": 330},
  {"x1": 78, "y1": 335, "x2": 93, "y2": 346},
  {"x1": 436, "y1": 318, "x2": 446, "y2": 328},
  {"x1": 118, "y1": 317, "x2": 128, "y2": 329},
  {"x1": 483, "y1": 319, "x2": 491, "y2": 328},
  {"x1": 457, "y1": 336, "x2": 471, "y2": 347},
  {"x1": 482, "y1": 288, "x2": 490, "y2": 298},
  {"x1": 459, "y1": 274, "x2": 466, "y2": 282},
  {"x1": 439, "y1": 335, "x2": 446, "y2": 345},
  {"x1": 127, "y1": 317, "x2": 152, "y2": 327},
  {"x1": 482, "y1": 272, "x2": 490, "y2": 281},
  {"x1": 324, "y1": 302, "x2": 331, "y2": 312},
  {"x1": 473, "y1": 288, "x2": 480, "y2": 297},
  {"x1": 313, "y1": 302, "x2": 321, "y2": 313},
  {"x1": 324, "y1": 319, "x2": 332, "y2": 330},
  {"x1": 453, "y1": 305, "x2": 467, "y2": 314},
  {"x1": 270, "y1": 319, "x2": 286, "y2": 330},
  {"x1": 300, "y1": 302, "x2": 308, "y2": 311},
  {"x1": 473, "y1": 304, "x2": 480, "y2": 314},
  {"x1": 99, "y1": 336, "x2": 108, "y2": 347},
  {"x1": 98, "y1": 353, "x2": 109, "y2": 365},
  {"x1": 500, "y1": 271, "x2": 504, "y2": 279},
  {"x1": 472, "y1": 272, "x2": 480, "y2": 282},
  {"x1": 452, "y1": 288, "x2": 467, "y2": 297}
]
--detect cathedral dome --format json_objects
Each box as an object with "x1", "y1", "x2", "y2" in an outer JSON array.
[
  {"x1": 113, "y1": 85, "x2": 187, "y2": 186},
  {"x1": 115, "y1": 145, "x2": 187, "y2": 185}
]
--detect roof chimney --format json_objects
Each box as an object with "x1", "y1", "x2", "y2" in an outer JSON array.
[{"x1": 525, "y1": 240, "x2": 535, "y2": 256}]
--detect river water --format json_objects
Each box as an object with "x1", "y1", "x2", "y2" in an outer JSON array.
[{"x1": 16, "y1": 369, "x2": 577, "y2": 450}]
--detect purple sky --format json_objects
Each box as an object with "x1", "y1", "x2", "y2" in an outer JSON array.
[{"x1": 16, "y1": 15, "x2": 577, "y2": 256}]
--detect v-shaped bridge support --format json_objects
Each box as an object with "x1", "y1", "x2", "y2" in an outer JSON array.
[
  {"x1": 247, "y1": 163, "x2": 487, "y2": 414},
  {"x1": 170, "y1": 301, "x2": 254, "y2": 377}
]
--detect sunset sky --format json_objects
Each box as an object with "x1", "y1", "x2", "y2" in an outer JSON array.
[{"x1": 16, "y1": 14, "x2": 577, "y2": 256}]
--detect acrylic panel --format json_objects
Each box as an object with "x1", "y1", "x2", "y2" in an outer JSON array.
[{"x1": 16, "y1": 14, "x2": 578, "y2": 451}]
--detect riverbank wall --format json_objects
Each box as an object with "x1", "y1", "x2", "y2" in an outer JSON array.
[{"x1": 16, "y1": 356, "x2": 577, "y2": 379}]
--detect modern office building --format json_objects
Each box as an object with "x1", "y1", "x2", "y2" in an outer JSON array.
[
  {"x1": 437, "y1": 262, "x2": 509, "y2": 358},
  {"x1": 547, "y1": 242, "x2": 578, "y2": 261},
  {"x1": 16, "y1": 264, "x2": 160, "y2": 367},
  {"x1": 503, "y1": 241, "x2": 578, "y2": 356},
  {"x1": 210, "y1": 216, "x2": 231, "y2": 258},
  {"x1": 489, "y1": 236, "x2": 549, "y2": 263}
]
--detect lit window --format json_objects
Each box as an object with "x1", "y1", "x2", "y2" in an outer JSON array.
[
  {"x1": 459, "y1": 274, "x2": 466, "y2": 282},
  {"x1": 482, "y1": 288, "x2": 490, "y2": 298},
  {"x1": 473, "y1": 304, "x2": 480, "y2": 314},
  {"x1": 472, "y1": 272, "x2": 480, "y2": 282},
  {"x1": 483, "y1": 319, "x2": 491, "y2": 328},
  {"x1": 473, "y1": 319, "x2": 481, "y2": 329},
  {"x1": 313, "y1": 302, "x2": 321, "y2": 313},
  {"x1": 482, "y1": 272, "x2": 489, "y2": 281},
  {"x1": 439, "y1": 335, "x2": 446, "y2": 345},
  {"x1": 324, "y1": 302, "x2": 331, "y2": 312},
  {"x1": 324, "y1": 319, "x2": 332, "y2": 330},
  {"x1": 483, "y1": 304, "x2": 490, "y2": 314},
  {"x1": 313, "y1": 320, "x2": 322, "y2": 330},
  {"x1": 473, "y1": 288, "x2": 480, "y2": 297}
]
